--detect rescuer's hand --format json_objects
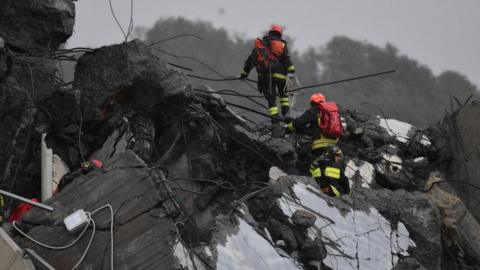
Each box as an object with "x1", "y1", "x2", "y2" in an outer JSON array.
[
  {"x1": 284, "y1": 123, "x2": 293, "y2": 134},
  {"x1": 239, "y1": 71, "x2": 248, "y2": 80}
]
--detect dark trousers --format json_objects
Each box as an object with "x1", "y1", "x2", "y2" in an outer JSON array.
[{"x1": 258, "y1": 77, "x2": 289, "y2": 122}]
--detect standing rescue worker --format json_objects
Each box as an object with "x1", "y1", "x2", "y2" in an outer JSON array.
[
  {"x1": 286, "y1": 92, "x2": 350, "y2": 197},
  {"x1": 240, "y1": 24, "x2": 296, "y2": 123}
]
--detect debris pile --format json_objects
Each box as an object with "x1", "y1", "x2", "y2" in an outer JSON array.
[
  {"x1": 0, "y1": 0, "x2": 75, "y2": 201},
  {"x1": 1, "y1": 1, "x2": 480, "y2": 270}
]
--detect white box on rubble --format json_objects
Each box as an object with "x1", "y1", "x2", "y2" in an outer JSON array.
[{"x1": 64, "y1": 209, "x2": 89, "y2": 233}]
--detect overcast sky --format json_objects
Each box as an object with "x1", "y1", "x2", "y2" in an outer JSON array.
[{"x1": 69, "y1": 0, "x2": 480, "y2": 87}]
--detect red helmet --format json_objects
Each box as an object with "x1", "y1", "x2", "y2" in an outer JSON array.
[
  {"x1": 310, "y1": 93, "x2": 325, "y2": 104},
  {"x1": 270, "y1": 24, "x2": 283, "y2": 35}
]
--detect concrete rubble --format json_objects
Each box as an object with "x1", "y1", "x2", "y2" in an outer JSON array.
[{"x1": 1, "y1": 0, "x2": 480, "y2": 269}]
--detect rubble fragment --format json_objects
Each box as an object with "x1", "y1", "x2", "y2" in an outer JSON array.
[
  {"x1": 0, "y1": 0, "x2": 75, "y2": 54},
  {"x1": 429, "y1": 102, "x2": 480, "y2": 223}
]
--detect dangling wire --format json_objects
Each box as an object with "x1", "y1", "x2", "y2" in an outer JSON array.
[
  {"x1": 286, "y1": 70, "x2": 396, "y2": 93},
  {"x1": 149, "y1": 34, "x2": 204, "y2": 47},
  {"x1": 107, "y1": 0, "x2": 134, "y2": 42}
]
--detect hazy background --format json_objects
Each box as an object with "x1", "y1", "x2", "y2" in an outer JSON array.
[
  {"x1": 65, "y1": 0, "x2": 480, "y2": 128},
  {"x1": 69, "y1": 0, "x2": 480, "y2": 87}
]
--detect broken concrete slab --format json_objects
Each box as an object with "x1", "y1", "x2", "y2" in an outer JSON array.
[
  {"x1": 74, "y1": 40, "x2": 190, "y2": 122},
  {"x1": 19, "y1": 211, "x2": 180, "y2": 270},
  {"x1": 426, "y1": 173, "x2": 480, "y2": 265},
  {"x1": 353, "y1": 188, "x2": 442, "y2": 270},
  {"x1": 430, "y1": 103, "x2": 480, "y2": 223},
  {"x1": 0, "y1": 0, "x2": 75, "y2": 54},
  {"x1": 211, "y1": 213, "x2": 302, "y2": 270},
  {"x1": 15, "y1": 151, "x2": 195, "y2": 269},
  {"x1": 266, "y1": 176, "x2": 442, "y2": 270},
  {"x1": 22, "y1": 151, "x2": 159, "y2": 227}
]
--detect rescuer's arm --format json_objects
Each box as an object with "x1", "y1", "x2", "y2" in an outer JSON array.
[
  {"x1": 286, "y1": 106, "x2": 316, "y2": 134},
  {"x1": 280, "y1": 41, "x2": 295, "y2": 74},
  {"x1": 240, "y1": 49, "x2": 256, "y2": 79}
]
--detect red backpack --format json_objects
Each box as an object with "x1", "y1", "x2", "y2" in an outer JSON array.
[
  {"x1": 255, "y1": 37, "x2": 284, "y2": 69},
  {"x1": 317, "y1": 102, "x2": 343, "y2": 138}
]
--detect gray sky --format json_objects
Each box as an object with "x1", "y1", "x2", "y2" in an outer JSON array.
[{"x1": 69, "y1": 0, "x2": 480, "y2": 87}]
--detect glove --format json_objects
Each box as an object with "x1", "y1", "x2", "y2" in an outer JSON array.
[
  {"x1": 284, "y1": 122, "x2": 294, "y2": 134},
  {"x1": 239, "y1": 71, "x2": 248, "y2": 80}
]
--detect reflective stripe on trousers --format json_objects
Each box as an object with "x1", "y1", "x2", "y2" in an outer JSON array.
[
  {"x1": 280, "y1": 97, "x2": 290, "y2": 107},
  {"x1": 269, "y1": 106, "x2": 279, "y2": 116}
]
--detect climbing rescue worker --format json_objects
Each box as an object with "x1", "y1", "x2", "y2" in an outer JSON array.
[
  {"x1": 239, "y1": 24, "x2": 296, "y2": 123},
  {"x1": 286, "y1": 93, "x2": 350, "y2": 197}
]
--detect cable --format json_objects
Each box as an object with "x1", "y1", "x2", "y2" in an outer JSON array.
[
  {"x1": 286, "y1": 70, "x2": 396, "y2": 93},
  {"x1": 180, "y1": 56, "x2": 258, "y2": 92},
  {"x1": 189, "y1": 104, "x2": 275, "y2": 166},
  {"x1": 73, "y1": 218, "x2": 96, "y2": 269},
  {"x1": 192, "y1": 91, "x2": 273, "y2": 120},
  {"x1": 0, "y1": 105, "x2": 51, "y2": 124},
  {"x1": 108, "y1": 0, "x2": 127, "y2": 40},
  {"x1": 126, "y1": 0, "x2": 134, "y2": 40},
  {"x1": 193, "y1": 88, "x2": 266, "y2": 109},
  {"x1": 224, "y1": 100, "x2": 277, "y2": 120},
  {"x1": 187, "y1": 73, "x2": 257, "y2": 83},
  {"x1": 107, "y1": 0, "x2": 133, "y2": 42},
  {"x1": 149, "y1": 34, "x2": 204, "y2": 47},
  {"x1": 170, "y1": 177, "x2": 237, "y2": 191},
  {"x1": 215, "y1": 89, "x2": 263, "y2": 98},
  {"x1": 12, "y1": 213, "x2": 92, "y2": 250},
  {"x1": 13, "y1": 204, "x2": 115, "y2": 270},
  {"x1": 90, "y1": 204, "x2": 115, "y2": 270},
  {"x1": 167, "y1": 62, "x2": 194, "y2": 71},
  {"x1": 152, "y1": 47, "x2": 181, "y2": 59}
]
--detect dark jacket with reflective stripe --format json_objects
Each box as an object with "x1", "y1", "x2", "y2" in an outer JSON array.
[
  {"x1": 320, "y1": 162, "x2": 350, "y2": 196},
  {"x1": 242, "y1": 35, "x2": 295, "y2": 79},
  {"x1": 288, "y1": 105, "x2": 339, "y2": 149}
]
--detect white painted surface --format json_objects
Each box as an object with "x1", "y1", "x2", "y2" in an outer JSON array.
[
  {"x1": 278, "y1": 182, "x2": 415, "y2": 270},
  {"x1": 379, "y1": 118, "x2": 431, "y2": 146},
  {"x1": 41, "y1": 133, "x2": 53, "y2": 201},
  {"x1": 345, "y1": 160, "x2": 375, "y2": 188},
  {"x1": 173, "y1": 241, "x2": 207, "y2": 270},
  {"x1": 52, "y1": 154, "x2": 70, "y2": 192},
  {"x1": 216, "y1": 219, "x2": 302, "y2": 270}
]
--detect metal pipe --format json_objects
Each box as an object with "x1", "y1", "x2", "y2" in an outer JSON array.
[
  {"x1": 0, "y1": 189, "x2": 54, "y2": 212},
  {"x1": 41, "y1": 133, "x2": 53, "y2": 201}
]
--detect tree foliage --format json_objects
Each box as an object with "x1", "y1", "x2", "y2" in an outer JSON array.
[{"x1": 311, "y1": 36, "x2": 479, "y2": 127}]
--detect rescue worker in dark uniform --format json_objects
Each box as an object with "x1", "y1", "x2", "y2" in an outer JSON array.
[
  {"x1": 240, "y1": 24, "x2": 296, "y2": 123},
  {"x1": 310, "y1": 145, "x2": 350, "y2": 197},
  {"x1": 286, "y1": 93, "x2": 350, "y2": 197}
]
